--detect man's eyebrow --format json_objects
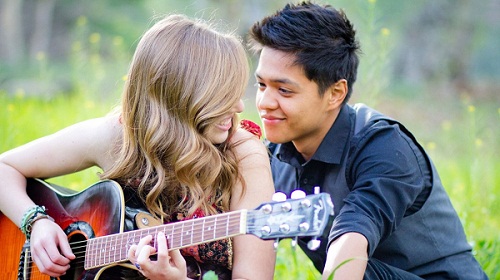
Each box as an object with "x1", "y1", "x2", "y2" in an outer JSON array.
[{"x1": 254, "y1": 73, "x2": 300, "y2": 87}]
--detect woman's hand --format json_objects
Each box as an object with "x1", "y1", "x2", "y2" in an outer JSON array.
[
  {"x1": 128, "y1": 231, "x2": 188, "y2": 280},
  {"x1": 29, "y1": 218, "x2": 75, "y2": 277}
]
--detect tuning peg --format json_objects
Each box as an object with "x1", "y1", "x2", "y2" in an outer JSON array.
[
  {"x1": 281, "y1": 202, "x2": 292, "y2": 212},
  {"x1": 261, "y1": 225, "x2": 271, "y2": 236},
  {"x1": 307, "y1": 237, "x2": 321, "y2": 251},
  {"x1": 290, "y1": 189, "x2": 306, "y2": 199},
  {"x1": 299, "y1": 198, "x2": 311, "y2": 208},
  {"x1": 314, "y1": 186, "x2": 320, "y2": 194},
  {"x1": 272, "y1": 192, "x2": 287, "y2": 202},
  {"x1": 279, "y1": 223, "x2": 290, "y2": 233},
  {"x1": 291, "y1": 237, "x2": 298, "y2": 249},
  {"x1": 261, "y1": 203, "x2": 273, "y2": 214},
  {"x1": 299, "y1": 222, "x2": 310, "y2": 232}
]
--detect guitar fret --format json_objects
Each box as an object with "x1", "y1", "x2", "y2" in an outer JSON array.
[
  {"x1": 179, "y1": 222, "x2": 183, "y2": 247},
  {"x1": 205, "y1": 216, "x2": 214, "y2": 242},
  {"x1": 86, "y1": 238, "x2": 96, "y2": 269},
  {"x1": 213, "y1": 216, "x2": 217, "y2": 240},
  {"x1": 190, "y1": 220, "x2": 194, "y2": 245},
  {"x1": 94, "y1": 238, "x2": 99, "y2": 267},
  {"x1": 107, "y1": 235, "x2": 112, "y2": 263},
  {"x1": 114, "y1": 234, "x2": 120, "y2": 263},
  {"x1": 106, "y1": 235, "x2": 112, "y2": 263},
  {"x1": 109, "y1": 235, "x2": 114, "y2": 263},
  {"x1": 165, "y1": 223, "x2": 173, "y2": 249},
  {"x1": 192, "y1": 218, "x2": 203, "y2": 244},
  {"x1": 102, "y1": 236, "x2": 107, "y2": 265},
  {"x1": 216, "y1": 215, "x2": 223, "y2": 238},
  {"x1": 84, "y1": 239, "x2": 90, "y2": 269},
  {"x1": 151, "y1": 228, "x2": 157, "y2": 249},
  {"x1": 171, "y1": 222, "x2": 178, "y2": 248},
  {"x1": 119, "y1": 232, "x2": 126, "y2": 262},
  {"x1": 95, "y1": 238, "x2": 101, "y2": 267},
  {"x1": 201, "y1": 218, "x2": 206, "y2": 242},
  {"x1": 100, "y1": 237, "x2": 105, "y2": 266},
  {"x1": 107, "y1": 236, "x2": 112, "y2": 265}
]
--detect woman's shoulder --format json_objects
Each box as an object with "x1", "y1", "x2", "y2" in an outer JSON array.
[
  {"x1": 68, "y1": 114, "x2": 122, "y2": 170},
  {"x1": 230, "y1": 120, "x2": 267, "y2": 156},
  {"x1": 239, "y1": 120, "x2": 262, "y2": 138},
  {"x1": 231, "y1": 120, "x2": 262, "y2": 143},
  {"x1": 73, "y1": 114, "x2": 121, "y2": 141}
]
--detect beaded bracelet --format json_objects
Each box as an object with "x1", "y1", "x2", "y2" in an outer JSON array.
[
  {"x1": 20, "y1": 205, "x2": 45, "y2": 234},
  {"x1": 25, "y1": 213, "x2": 55, "y2": 240},
  {"x1": 20, "y1": 205, "x2": 53, "y2": 239}
]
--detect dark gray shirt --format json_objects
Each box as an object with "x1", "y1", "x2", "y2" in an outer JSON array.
[{"x1": 269, "y1": 103, "x2": 487, "y2": 279}]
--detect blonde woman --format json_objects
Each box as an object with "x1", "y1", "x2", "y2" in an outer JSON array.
[{"x1": 0, "y1": 15, "x2": 275, "y2": 279}]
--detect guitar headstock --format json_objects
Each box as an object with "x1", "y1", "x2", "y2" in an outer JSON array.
[{"x1": 247, "y1": 192, "x2": 334, "y2": 240}]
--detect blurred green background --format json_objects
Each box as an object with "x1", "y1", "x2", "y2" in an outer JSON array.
[{"x1": 1, "y1": 0, "x2": 499, "y2": 278}]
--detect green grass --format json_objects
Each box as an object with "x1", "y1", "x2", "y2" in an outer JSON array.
[{"x1": 0, "y1": 92, "x2": 115, "y2": 188}]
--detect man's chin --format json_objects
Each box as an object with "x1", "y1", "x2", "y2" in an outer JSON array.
[{"x1": 264, "y1": 133, "x2": 288, "y2": 144}]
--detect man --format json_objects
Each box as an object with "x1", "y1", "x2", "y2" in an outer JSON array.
[{"x1": 248, "y1": 2, "x2": 488, "y2": 279}]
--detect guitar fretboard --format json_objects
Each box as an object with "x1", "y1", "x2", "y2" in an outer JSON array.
[{"x1": 84, "y1": 210, "x2": 247, "y2": 269}]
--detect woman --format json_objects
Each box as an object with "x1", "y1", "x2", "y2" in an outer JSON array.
[{"x1": 0, "y1": 15, "x2": 276, "y2": 279}]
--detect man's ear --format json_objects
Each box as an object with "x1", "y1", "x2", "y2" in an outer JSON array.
[{"x1": 326, "y1": 79, "x2": 348, "y2": 109}]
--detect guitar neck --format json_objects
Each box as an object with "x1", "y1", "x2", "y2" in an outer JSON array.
[{"x1": 84, "y1": 209, "x2": 248, "y2": 270}]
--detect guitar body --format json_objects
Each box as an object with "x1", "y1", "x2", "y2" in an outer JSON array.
[
  {"x1": 1, "y1": 179, "x2": 130, "y2": 280},
  {"x1": 1, "y1": 178, "x2": 334, "y2": 280}
]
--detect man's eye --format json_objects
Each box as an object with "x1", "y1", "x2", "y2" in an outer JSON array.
[
  {"x1": 279, "y1": 88, "x2": 291, "y2": 94},
  {"x1": 254, "y1": 82, "x2": 266, "y2": 89}
]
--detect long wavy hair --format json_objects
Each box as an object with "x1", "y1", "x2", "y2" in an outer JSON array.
[{"x1": 101, "y1": 15, "x2": 249, "y2": 219}]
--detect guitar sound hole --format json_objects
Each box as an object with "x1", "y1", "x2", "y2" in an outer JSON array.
[{"x1": 63, "y1": 233, "x2": 87, "y2": 280}]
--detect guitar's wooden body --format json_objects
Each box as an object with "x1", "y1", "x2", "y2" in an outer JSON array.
[
  {"x1": 1, "y1": 179, "x2": 130, "y2": 280},
  {"x1": 1, "y1": 179, "x2": 334, "y2": 280}
]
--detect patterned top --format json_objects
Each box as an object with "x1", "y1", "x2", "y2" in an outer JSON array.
[{"x1": 169, "y1": 120, "x2": 262, "y2": 279}]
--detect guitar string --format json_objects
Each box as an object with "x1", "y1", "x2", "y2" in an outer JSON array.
[
  {"x1": 24, "y1": 223, "x2": 281, "y2": 271},
  {"x1": 23, "y1": 217, "x2": 257, "y2": 268},
  {"x1": 24, "y1": 227, "x2": 255, "y2": 269},
  {"x1": 26, "y1": 210, "x2": 304, "y2": 269}
]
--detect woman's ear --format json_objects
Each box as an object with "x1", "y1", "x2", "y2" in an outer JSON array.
[{"x1": 326, "y1": 79, "x2": 348, "y2": 109}]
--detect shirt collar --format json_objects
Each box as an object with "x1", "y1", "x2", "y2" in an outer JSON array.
[{"x1": 275, "y1": 103, "x2": 353, "y2": 165}]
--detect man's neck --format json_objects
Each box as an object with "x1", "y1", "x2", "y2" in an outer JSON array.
[{"x1": 293, "y1": 107, "x2": 341, "y2": 161}]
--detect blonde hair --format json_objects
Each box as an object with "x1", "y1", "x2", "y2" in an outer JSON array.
[{"x1": 102, "y1": 15, "x2": 249, "y2": 219}]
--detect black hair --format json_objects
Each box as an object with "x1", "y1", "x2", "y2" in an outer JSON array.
[{"x1": 248, "y1": 1, "x2": 360, "y2": 101}]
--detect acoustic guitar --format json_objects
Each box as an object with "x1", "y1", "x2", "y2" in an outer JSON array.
[{"x1": 0, "y1": 178, "x2": 333, "y2": 279}]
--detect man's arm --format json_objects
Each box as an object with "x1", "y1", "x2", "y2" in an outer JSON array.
[{"x1": 322, "y1": 232, "x2": 368, "y2": 280}]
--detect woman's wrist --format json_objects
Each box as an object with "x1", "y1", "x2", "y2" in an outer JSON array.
[{"x1": 20, "y1": 205, "x2": 54, "y2": 239}]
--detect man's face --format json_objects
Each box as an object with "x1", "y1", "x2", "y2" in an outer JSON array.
[{"x1": 255, "y1": 47, "x2": 337, "y2": 158}]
